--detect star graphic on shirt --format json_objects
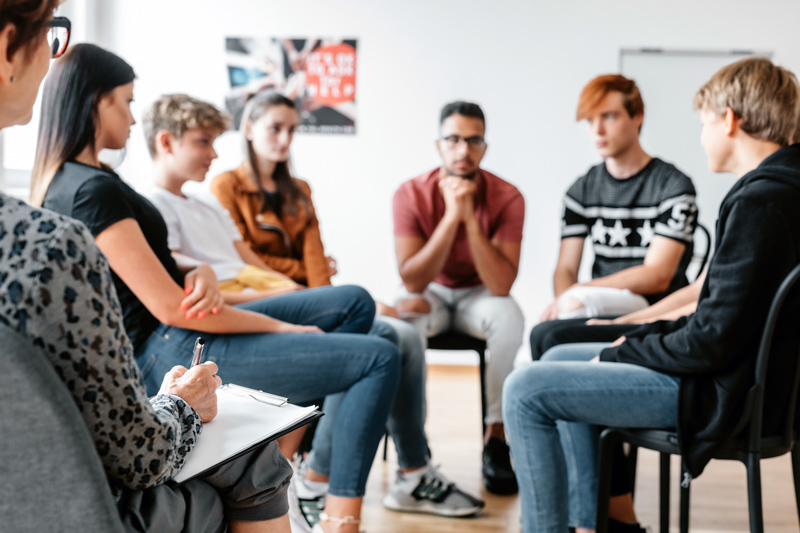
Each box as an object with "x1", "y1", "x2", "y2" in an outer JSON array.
[
  {"x1": 637, "y1": 220, "x2": 655, "y2": 247},
  {"x1": 591, "y1": 219, "x2": 607, "y2": 244},
  {"x1": 607, "y1": 219, "x2": 632, "y2": 247}
]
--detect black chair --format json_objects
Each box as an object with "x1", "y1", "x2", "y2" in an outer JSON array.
[
  {"x1": 690, "y1": 222, "x2": 712, "y2": 282},
  {"x1": 428, "y1": 331, "x2": 489, "y2": 434},
  {"x1": 596, "y1": 263, "x2": 800, "y2": 533},
  {"x1": 382, "y1": 330, "x2": 488, "y2": 461}
]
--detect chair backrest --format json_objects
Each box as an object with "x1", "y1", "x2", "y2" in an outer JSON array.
[
  {"x1": 738, "y1": 263, "x2": 800, "y2": 452},
  {"x1": 686, "y1": 222, "x2": 712, "y2": 283},
  {"x1": 0, "y1": 324, "x2": 125, "y2": 533}
]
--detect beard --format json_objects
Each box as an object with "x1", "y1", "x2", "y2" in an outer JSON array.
[{"x1": 444, "y1": 163, "x2": 479, "y2": 180}]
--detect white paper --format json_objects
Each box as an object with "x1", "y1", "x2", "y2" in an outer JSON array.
[{"x1": 173, "y1": 388, "x2": 318, "y2": 483}]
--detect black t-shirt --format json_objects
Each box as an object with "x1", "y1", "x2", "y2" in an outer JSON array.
[
  {"x1": 561, "y1": 158, "x2": 698, "y2": 303},
  {"x1": 43, "y1": 161, "x2": 184, "y2": 351}
]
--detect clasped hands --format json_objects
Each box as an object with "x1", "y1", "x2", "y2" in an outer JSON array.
[
  {"x1": 179, "y1": 264, "x2": 224, "y2": 320},
  {"x1": 177, "y1": 263, "x2": 321, "y2": 333},
  {"x1": 439, "y1": 172, "x2": 478, "y2": 223}
]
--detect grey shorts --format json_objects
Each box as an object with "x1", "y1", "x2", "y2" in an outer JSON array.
[{"x1": 116, "y1": 440, "x2": 292, "y2": 532}]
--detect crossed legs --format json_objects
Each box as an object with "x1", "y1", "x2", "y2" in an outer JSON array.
[{"x1": 503, "y1": 344, "x2": 679, "y2": 532}]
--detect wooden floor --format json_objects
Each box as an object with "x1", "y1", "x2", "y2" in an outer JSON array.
[{"x1": 360, "y1": 365, "x2": 800, "y2": 532}]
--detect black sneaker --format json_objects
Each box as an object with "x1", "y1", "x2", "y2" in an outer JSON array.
[
  {"x1": 607, "y1": 517, "x2": 649, "y2": 533},
  {"x1": 482, "y1": 437, "x2": 518, "y2": 495}
]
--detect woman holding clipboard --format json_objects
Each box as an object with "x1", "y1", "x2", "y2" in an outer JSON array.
[{"x1": 0, "y1": 2, "x2": 304, "y2": 532}]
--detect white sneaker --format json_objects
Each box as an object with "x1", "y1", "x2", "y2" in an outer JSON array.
[
  {"x1": 288, "y1": 461, "x2": 328, "y2": 532},
  {"x1": 381, "y1": 464, "x2": 484, "y2": 517},
  {"x1": 311, "y1": 521, "x2": 365, "y2": 533}
]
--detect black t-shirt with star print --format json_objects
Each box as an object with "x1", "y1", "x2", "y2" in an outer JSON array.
[{"x1": 561, "y1": 157, "x2": 697, "y2": 303}]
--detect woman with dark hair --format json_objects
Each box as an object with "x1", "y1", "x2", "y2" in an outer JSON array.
[
  {"x1": 211, "y1": 91, "x2": 331, "y2": 286},
  {"x1": 34, "y1": 43, "x2": 401, "y2": 533},
  {"x1": 0, "y1": 4, "x2": 296, "y2": 533}
]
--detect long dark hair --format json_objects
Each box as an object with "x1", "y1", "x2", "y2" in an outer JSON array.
[
  {"x1": 241, "y1": 90, "x2": 308, "y2": 217},
  {"x1": 30, "y1": 43, "x2": 135, "y2": 205}
]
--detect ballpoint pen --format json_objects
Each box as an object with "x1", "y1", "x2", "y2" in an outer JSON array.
[{"x1": 191, "y1": 337, "x2": 205, "y2": 367}]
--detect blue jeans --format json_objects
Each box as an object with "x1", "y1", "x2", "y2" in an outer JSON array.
[
  {"x1": 135, "y1": 285, "x2": 401, "y2": 498},
  {"x1": 308, "y1": 315, "x2": 430, "y2": 476},
  {"x1": 502, "y1": 342, "x2": 680, "y2": 532}
]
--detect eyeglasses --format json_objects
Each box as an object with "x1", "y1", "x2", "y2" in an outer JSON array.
[
  {"x1": 439, "y1": 135, "x2": 486, "y2": 149},
  {"x1": 47, "y1": 16, "x2": 70, "y2": 59}
]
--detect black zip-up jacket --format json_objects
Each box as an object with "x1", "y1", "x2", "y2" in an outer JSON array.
[{"x1": 600, "y1": 144, "x2": 800, "y2": 478}]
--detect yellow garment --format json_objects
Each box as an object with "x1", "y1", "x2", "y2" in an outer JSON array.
[{"x1": 218, "y1": 265, "x2": 295, "y2": 292}]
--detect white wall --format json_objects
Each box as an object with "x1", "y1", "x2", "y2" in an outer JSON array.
[{"x1": 89, "y1": 0, "x2": 800, "y2": 353}]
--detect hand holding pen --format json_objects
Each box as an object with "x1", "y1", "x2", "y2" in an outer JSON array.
[{"x1": 156, "y1": 337, "x2": 221, "y2": 423}]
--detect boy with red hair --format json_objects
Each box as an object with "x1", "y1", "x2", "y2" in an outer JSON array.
[{"x1": 540, "y1": 75, "x2": 697, "y2": 324}]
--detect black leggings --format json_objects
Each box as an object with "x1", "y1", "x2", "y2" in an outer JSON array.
[{"x1": 529, "y1": 317, "x2": 638, "y2": 361}]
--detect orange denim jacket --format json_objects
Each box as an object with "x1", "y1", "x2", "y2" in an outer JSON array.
[{"x1": 210, "y1": 163, "x2": 332, "y2": 288}]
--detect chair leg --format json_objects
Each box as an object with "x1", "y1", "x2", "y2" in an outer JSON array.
[
  {"x1": 679, "y1": 460, "x2": 691, "y2": 533},
  {"x1": 382, "y1": 431, "x2": 389, "y2": 462},
  {"x1": 478, "y1": 349, "x2": 488, "y2": 437},
  {"x1": 595, "y1": 429, "x2": 618, "y2": 533},
  {"x1": 626, "y1": 444, "x2": 639, "y2": 503},
  {"x1": 746, "y1": 453, "x2": 764, "y2": 533},
  {"x1": 659, "y1": 453, "x2": 670, "y2": 533},
  {"x1": 792, "y1": 445, "x2": 800, "y2": 526}
]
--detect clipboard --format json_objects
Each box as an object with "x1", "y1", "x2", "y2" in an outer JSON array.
[
  {"x1": 172, "y1": 384, "x2": 323, "y2": 484},
  {"x1": 218, "y1": 383, "x2": 290, "y2": 406}
]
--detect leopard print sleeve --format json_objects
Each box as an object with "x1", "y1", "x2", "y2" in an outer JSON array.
[{"x1": 0, "y1": 195, "x2": 201, "y2": 489}]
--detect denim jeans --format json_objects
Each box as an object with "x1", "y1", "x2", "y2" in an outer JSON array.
[
  {"x1": 135, "y1": 285, "x2": 401, "y2": 498},
  {"x1": 503, "y1": 342, "x2": 680, "y2": 532},
  {"x1": 308, "y1": 315, "x2": 430, "y2": 477}
]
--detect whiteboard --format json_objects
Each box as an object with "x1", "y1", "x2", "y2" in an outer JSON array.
[{"x1": 620, "y1": 49, "x2": 772, "y2": 245}]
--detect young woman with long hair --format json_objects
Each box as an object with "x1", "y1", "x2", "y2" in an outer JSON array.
[
  {"x1": 32, "y1": 43, "x2": 401, "y2": 533},
  {"x1": 211, "y1": 91, "x2": 330, "y2": 287}
]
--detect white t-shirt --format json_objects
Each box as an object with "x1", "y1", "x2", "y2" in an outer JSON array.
[{"x1": 145, "y1": 186, "x2": 246, "y2": 282}]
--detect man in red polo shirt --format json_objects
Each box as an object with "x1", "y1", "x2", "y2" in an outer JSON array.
[{"x1": 392, "y1": 101, "x2": 525, "y2": 495}]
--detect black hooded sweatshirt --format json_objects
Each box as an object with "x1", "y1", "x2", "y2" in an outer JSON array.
[{"x1": 600, "y1": 143, "x2": 800, "y2": 478}]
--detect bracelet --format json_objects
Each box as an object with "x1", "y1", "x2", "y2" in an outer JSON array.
[{"x1": 318, "y1": 512, "x2": 361, "y2": 526}]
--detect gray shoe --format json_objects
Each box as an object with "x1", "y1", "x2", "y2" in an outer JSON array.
[{"x1": 381, "y1": 464, "x2": 484, "y2": 517}]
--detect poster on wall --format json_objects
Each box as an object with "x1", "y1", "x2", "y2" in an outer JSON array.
[{"x1": 225, "y1": 37, "x2": 357, "y2": 134}]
